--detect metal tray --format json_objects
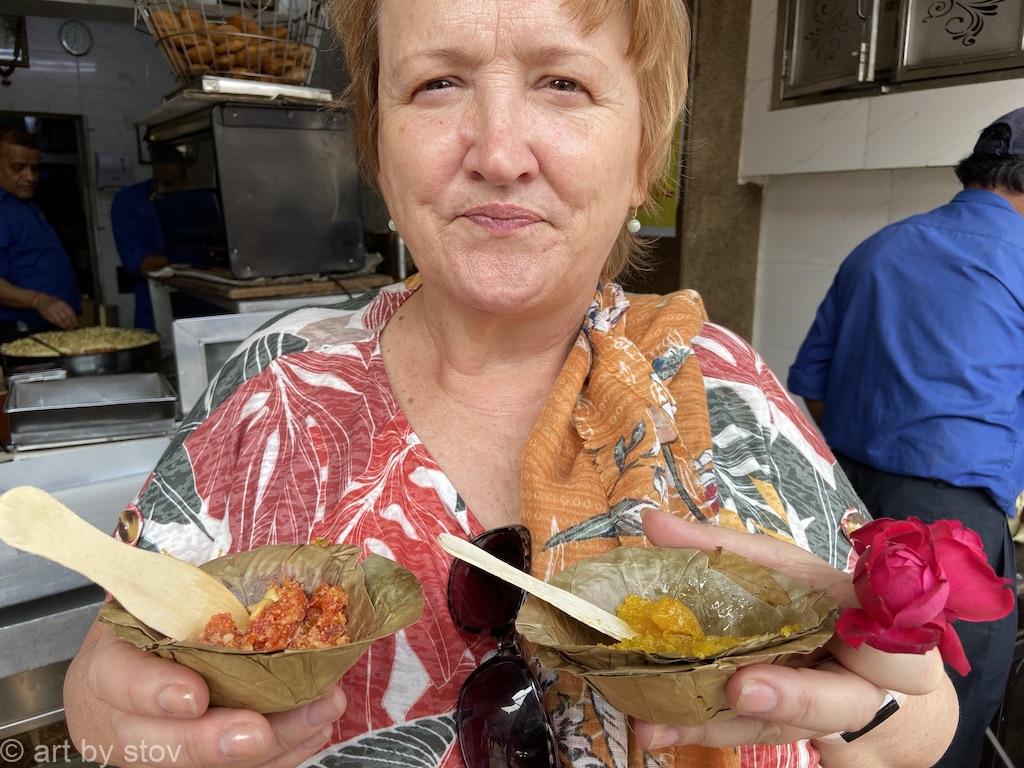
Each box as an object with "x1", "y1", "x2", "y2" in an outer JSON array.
[{"x1": 6, "y1": 373, "x2": 178, "y2": 449}]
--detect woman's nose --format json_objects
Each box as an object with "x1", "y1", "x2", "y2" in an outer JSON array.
[{"x1": 461, "y1": 86, "x2": 539, "y2": 186}]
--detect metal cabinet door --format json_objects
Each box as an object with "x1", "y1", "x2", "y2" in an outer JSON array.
[
  {"x1": 777, "y1": 0, "x2": 885, "y2": 99},
  {"x1": 896, "y1": 0, "x2": 1024, "y2": 82}
]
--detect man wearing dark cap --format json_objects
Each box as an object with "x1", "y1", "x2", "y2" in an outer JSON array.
[
  {"x1": 0, "y1": 129, "x2": 80, "y2": 341},
  {"x1": 788, "y1": 109, "x2": 1024, "y2": 767}
]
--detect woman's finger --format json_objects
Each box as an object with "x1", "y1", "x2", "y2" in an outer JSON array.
[
  {"x1": 264, "y1": 684, "x2": 347, "y2": 753},
  {"x1": 826, "y1": 640, "x2": 945, "y2": 695},
  {"x1": 641, "y1": 509, "x2": 855, "y2": 606},
  {"x1": 107, "y1": 708, "x2": 276, "y2": 768},
  {"x1": 78, "y1": 623, "x2": 210, "y2": 719},
  {"x1": 726, "y1": 662, "x2": 885, "y2": 734},
  {"x1": 635, "y1": 662, "x2": 886, "y2": 750},
  {"x1": 258, "y1": 729, "x2": 335, "y2": 768},
  {"x1": 635, "y1": 715, "x2": 815, "y2": 750},
  {"x1": 102, "y1": 685, "x2": 346, "y2": 768}
]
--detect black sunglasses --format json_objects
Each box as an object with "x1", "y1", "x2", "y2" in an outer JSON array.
[{"x1": 447, "y1": 525, "x2": 558, "y2": 768}]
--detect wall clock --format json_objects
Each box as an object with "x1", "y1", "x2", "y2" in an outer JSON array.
[{"x1": 59, "y1": 20, "x2": 92, "y2": 57}]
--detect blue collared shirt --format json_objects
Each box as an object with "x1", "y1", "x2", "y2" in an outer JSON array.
[
  {"x1": 0, "y1": 189, "x2": 81, "y2": 327},
  {"x1": 788, "y1": 189, "x2": 1024, "y2": 516},
  {"x1": 111, "y1": 180, "x2": 165, "y2": 329}
]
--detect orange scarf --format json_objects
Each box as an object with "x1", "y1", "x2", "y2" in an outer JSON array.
[{"x1": 521, "y1": 283, "x2": 739, "y2": 768}]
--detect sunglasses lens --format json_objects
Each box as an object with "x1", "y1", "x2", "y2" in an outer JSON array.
[
  {"x1": 448, "y1": 527, "x2": 529, "y2": 633},
  {"x1": 457, "y1": 656, "x2": 557, "y2": 768}
]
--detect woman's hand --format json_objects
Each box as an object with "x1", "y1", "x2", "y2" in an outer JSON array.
[
  {"x1": 632, "y1": 510, "x2": 956, "y2": 766},
  {"x1": 65, "y1": 621, "x2": 346, "y2": 768}
]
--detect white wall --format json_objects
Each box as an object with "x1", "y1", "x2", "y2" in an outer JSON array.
[
  {"x1": 752, "y1": 166, "x2": 960, "y2": 382},
  {"x1": 0, "y1": 16, "x2": 176, "y2": 325},
  {"x1": 741, "y1": 0, "x2": 1024, "y2": 178},
  {"x1": 743, "y1": 0, "x2": 1021, "y2": 386}
]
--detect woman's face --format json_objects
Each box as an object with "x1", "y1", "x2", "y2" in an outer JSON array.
[{"x1": 376, "y1": 0, "x2": 643, "y2": 316}]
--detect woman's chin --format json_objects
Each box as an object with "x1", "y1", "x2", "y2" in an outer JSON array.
[
  {"x1": 448, "y1": 279, "x2": 549, "y2": 316},
  {"x1": 437, "y1": 268, "x2": 580, "y2": 318}
]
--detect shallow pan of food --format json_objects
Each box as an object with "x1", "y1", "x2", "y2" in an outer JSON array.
[{"x1": 1, "y1": 328, "x2": 161, "y2": 376}]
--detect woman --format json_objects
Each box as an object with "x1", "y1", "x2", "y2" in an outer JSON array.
[{"x1": 63, "y1": 0, "x2": 958, "y2": 766}]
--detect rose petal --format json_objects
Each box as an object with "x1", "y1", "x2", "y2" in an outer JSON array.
[
  {"x1": 854, "y1": 573, "x2": 892, "y2": 619},
  {"x1": 851, "y1": 518, "x2": 930, "y2": 554},
  {"x1": 934, "y1": 538, "x2": 1015, "y2": 621},
  {"x1": 836, "y1": 608, "x2": 887, "y2": 648},
  {"x1": 930, "y1": 519, "x2": 984, "y2": 551},
  {"x1": 866, "y1": 547, "x2": 938, "y2": 611},
  {"x1": 937, "y1": 621, "x2": 972, "y2": 676},
  {"x1": 889, "y1": 581, "x2": 950, "y2": 627},
  {"x1": 864, "y1": 623, "x2": 944, "y2": 655}
]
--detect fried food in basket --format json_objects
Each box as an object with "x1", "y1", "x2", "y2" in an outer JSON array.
[
  {"x1": 145, "y1": 4, "x2": 315, "y2": 85},
  {"x1": 226, "y1": 13, "x2": 261, "y2": 34},
  {"x1": 200, "y1": 575, "x2": 351, "y2": 651}
]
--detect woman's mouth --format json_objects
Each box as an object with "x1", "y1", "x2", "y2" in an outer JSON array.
[{"x1": 462, "y1": 204, "x2": 543, "y2": 234}]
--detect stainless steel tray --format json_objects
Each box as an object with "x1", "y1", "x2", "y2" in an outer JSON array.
[{"x1": 6, "y1": 373, "x2": 178, "y2": 449}]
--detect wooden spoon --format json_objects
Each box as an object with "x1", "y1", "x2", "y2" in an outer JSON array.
[
  {"x1": 0, "y1": 485, "x2": 249, "y2": 640},
  {"x1": 437, "y1": 532, "x2": 636, "y2": 641}
]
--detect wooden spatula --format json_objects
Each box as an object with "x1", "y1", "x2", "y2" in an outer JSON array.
[
  {"x1": 0, "y1": 485, "x2": 249, "y2": 641},
  {"x1": 437, "y1": 532, "x2": 636, "y2": 641}
]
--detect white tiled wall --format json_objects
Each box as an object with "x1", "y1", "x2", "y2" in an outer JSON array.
[
  {"x1": 740, "y1": 0, "x2": 1024, "y2": 178},
  {"x1": 0, "y1": 16, "x2": 176, "y2": 324},
  {"x1": 752, "y1": 166, "x2": 960, "y2": 385}
]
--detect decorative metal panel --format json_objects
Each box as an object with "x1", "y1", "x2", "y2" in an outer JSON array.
[
  {"x1": 897, "y1": 0, "x2": 1024, "y2": 81},
  {"x1": 778, "y1": 0, "x2": 883, "y2": 99}
]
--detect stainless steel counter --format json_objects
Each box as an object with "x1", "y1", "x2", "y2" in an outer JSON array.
[
  {"x1": 0, "y1": 436, "x2": 171, "y2": 609},
  {"x1": 0, "y1": 435, "x2": 171, "y2": 739}
]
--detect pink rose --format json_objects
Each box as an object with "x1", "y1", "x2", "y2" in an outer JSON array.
[{"x1": 835, "y1": 517, "x2": 1015, "y2": 675}]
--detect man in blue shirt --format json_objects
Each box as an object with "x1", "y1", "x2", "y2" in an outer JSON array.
[
  {"x1": 111, "y1": 178, "x2": 168, "y2": 330},
  {"x1": 789, "y1": 109, "x2": 1024, "y2": 768},
  {"x1": 0, "y1": 129, "x2": 80, "y2": 341}
]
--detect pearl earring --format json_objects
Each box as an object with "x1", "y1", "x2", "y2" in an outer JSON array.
[
  {"x1": 387, "y1": 219, "x2": 397, "y2": 232},
  {"x1": 626, "y1": 209, "x2": 641, "y2": 234}
]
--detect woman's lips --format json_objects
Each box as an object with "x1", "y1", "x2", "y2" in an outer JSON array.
[{"x1": 462, "y1": 204, "x2": 543, "y2": 234}]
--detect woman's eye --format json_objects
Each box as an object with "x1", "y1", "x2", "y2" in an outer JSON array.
[
  {"x1": 421, "y1": 78, "x2": 454, "y2": 92},
  {"x1": 547, "y1": 78, "x2": 582, "y2": 93}
]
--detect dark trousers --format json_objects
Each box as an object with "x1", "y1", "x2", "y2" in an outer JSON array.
[{"x1": 837, "y1": 455, "x2": 1018, "y2": 768}]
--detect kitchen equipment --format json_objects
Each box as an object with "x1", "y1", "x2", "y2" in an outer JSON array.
[
  {"x1": 2, "y1": 336, "x2": 160, "y2": 377},
  {"x1": 135, "y1": 0, "x2": 327, "y2": 87},
  {"x1": 0, "y1": 436, "x2": 169, "y2": 740},
  {"x1": 0, "y1": 486, "x2": 249, "y2": 640},
  {"x1": 436, "y1": 533, "x2": 636, "y2": 641},
  {"x1": 5, "y1": 372, "x2": 178, "y2": 450},
  {"x1": 141, "y1": 92, "x2": 365, "y2": 279},
  {"x1": 6, "y1": 368, "x2": 67, "y2": 385}
]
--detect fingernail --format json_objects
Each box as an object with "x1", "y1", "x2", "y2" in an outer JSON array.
[
  {"x1": 305, "y1": 686, "x2": 347, "y2": 727},
  {"x1": 738, "y1": 681, "x2": 779, "y2": 713},
  {"x1": 157, "y1": 684, "x2": 198, "y2": 716},
  {"x1": 301, "y1": 726, "x2": 332, "y2": 751},
  {"x1": 219, "y1": 724, "x2": 265, "y2": 760},
  {"x1": 646, "y1": 725, "x2": 681, "y2": 750}
]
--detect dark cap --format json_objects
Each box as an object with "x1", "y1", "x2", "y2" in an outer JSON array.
[{"x1": 974, "y1": 107, "x2": 1024, "y2": 157}]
